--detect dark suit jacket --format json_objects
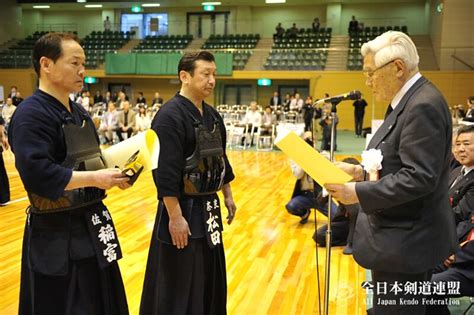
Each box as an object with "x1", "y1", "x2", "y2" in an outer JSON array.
[
  {"x1": 451, "y1": 240, "x2": 474, "y2": 281},
  {"x1": 353, "y1": 76, "x2": 458, "y2": 274},
  {"x1": 449, "y1": 166, "x2": 474, "y2": 241},
  {"x1": 269, "y1": 96, "x2": 282, "y2": 106}
]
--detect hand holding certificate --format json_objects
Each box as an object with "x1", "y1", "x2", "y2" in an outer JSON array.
[{"x1": 102, "y1": 130, "x2": 160, "y2": 185}]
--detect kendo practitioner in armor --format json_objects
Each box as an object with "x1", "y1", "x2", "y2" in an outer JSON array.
[
  {"x1": 8, "y1": 33, "x2": 130, "y2": 315},
  {"x1": 140, "y1": 51, "x2": 237, "y2": 315}
]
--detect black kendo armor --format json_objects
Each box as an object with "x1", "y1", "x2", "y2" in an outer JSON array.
[
  {"x1": 182, "y1": 111, "x2": 225, "y2": 196},
  {"x1": 28, "y1": 117, "x2": 106, "y2": 213}
]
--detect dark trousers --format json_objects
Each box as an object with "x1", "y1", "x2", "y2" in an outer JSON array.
[
  {"x1": 355, "y1": 115, "x2": 364, "y2": 136},
  {"x1": 0, "y1": 153, "x2": 10, "y2": 204},
  {"x1": 369, "y1": 269, "x2": 432, "y2": 315},
  {"x1": 425, "y1": 266, "x2": 474, "y2": 314},
  {"x1": 116, "y1": 127, "x2": 133, "y2": 142}
]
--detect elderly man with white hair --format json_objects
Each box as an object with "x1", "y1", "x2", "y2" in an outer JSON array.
[{"x1": 325, "y1": 31, "x2": 457, "y2": 314}]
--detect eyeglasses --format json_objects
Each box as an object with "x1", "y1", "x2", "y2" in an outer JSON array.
[{"x1": 363, "y1": 60, "x2": 396, "y2": 79}]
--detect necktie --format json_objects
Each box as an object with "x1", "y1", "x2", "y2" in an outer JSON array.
[
  {"x1": 451, "y1": 168, "x2": 466, "y2": 188},
  {"x1": 124, "y1": 111, "x2": 128, "y2": 126},
  {"x1": 384, "y1": 104, "x2": 393, "y2": 119}
]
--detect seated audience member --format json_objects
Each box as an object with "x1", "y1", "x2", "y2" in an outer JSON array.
[
  {"x1": 461, "y1": 96, "x2": 474, "y2": 122},
  {"x1": 116, "y1": 100, "x2": 136, "y2": 141},
  {"x1": 104, "y1": 91, "x2": 112, "y2": 104},
  {"x1": 116, "y1": 91, "x2": 128, "y2": 109},
  {"x1": 283, "y1": 93, "x2": 292, "y2": 112},
  {"x1": 7, "y1": 85, "x2": 17, "y2": 99},
  {"x1": 241, "y1": 101, "x2": 262, "y2": 146},
  {"x1": 449, "y1": 125, "x2": 474, "y2": 239},
  {"x1": 79, "y1": 91, "x2": 90, "y2": 112},
  {"x1": 286, "y1": 133, "x2": 336, "y2": 223},
  {"x1": 450, "y1": 127, "x2": 462, "y2": 171},
  {"x1": 99, "y1": 100, "x2": 119, "y2": 144},
  {"x1": 93, "y1": 90, "x2": 103, "y2": 104},
  {"x1": 2, "y1": 97, "x2": 16, "y2": 129},
  {"x1": 261, "y1": 106, "x2": 277, "y2": 136},
  {"x1": 274, "y1": 22, "x2": 285, "y2": 40},
  {"x1": 289, "y1": 23, "x2": 299, "y2": 39},
  {"x1": 12, "y1": 91, "x2": 24, "y2": 106},
  {"x1": 290, "y1": 93, "x2": 304, "y2": 112},
  {"x1": 320, "y1": 104, "x2": 338, "y2": 151},
  {"x1": 425, "y1": 124, "x2": 474, "y2": 314},
  {"x1": 151, "y1": 92, "x2": 164, "y2": 107},
  {"x1": 314, "y1": 157, "x2": 361, "y2": 252},
  {"x1": 136, "y1": 92, "x2": 147, "y2": 105},
  {"x1": 135, "y1": 105, "x2": 151, "y2": 132}
]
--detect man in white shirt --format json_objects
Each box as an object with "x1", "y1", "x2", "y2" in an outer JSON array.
[
  {"x1": 241, "y1": 101, "x2": 261, "y2": 146},
  {"x1": 99, "y1": 100, "x2": 119, "y2": 144},
  {"x1": 1, "y1": 97, "x2": 16, "y2": 128}
]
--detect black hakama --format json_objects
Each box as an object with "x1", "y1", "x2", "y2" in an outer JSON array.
[{"x1": 140, "y1": 212, "x2": 227, "y2": 315}]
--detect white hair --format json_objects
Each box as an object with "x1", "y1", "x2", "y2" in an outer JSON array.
[{"x1": 361, "y1": 31, "x2": 419, "y2": 71}]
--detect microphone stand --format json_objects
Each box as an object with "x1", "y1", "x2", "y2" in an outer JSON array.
[{"x1": 323, "y1": 99, "x2": 340, "y2": 315}]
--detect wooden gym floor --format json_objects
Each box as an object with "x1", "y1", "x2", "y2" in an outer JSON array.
[{"x1": 0, "y1": 149, "x2": 367, "y2": 315}]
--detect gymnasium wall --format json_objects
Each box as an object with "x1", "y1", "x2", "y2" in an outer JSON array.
[
  {"x1": 17, "y1": 2, "x2": 431, "y2": 39},
  {"x1": 1, "y1": 69, "x2": 472, "y2": 131}
]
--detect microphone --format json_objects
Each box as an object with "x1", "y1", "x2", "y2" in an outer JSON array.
[{"x1": 313, "y1": 90, "x2": 361, "y2": 106}]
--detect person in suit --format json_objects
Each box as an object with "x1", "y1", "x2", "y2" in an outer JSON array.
[
  {"x1": 449, "y1": 125, "x2": 474, "y2": 241},
  {"x1": 116, "y1": 100, "x2": 136, "y2": 141},
  {"x1": 325, "y1": 31, "x2": 457, "y2": 314},
  {"x1": 0, "y1": 116, "x2": 10, "y2": 205},
  {"x1": 424, "y1": 124, "x2": 474, "y2": 314},
  {"x1": 353, "y1": 96, "x2": 367, "y2": 137},
  {"x1": 461, "y1": 96, "x2": 474, "y2": 122},
  {"x1": 427, "y1": 235, "x2": 474, "y2": 314},
  {"x1": 269, "y1": 91, "x2": 282, "y2": 107}
]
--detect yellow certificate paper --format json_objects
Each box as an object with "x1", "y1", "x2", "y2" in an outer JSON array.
[{"x1": 275, "y1": 131, "x2": 352, "y2": 186}]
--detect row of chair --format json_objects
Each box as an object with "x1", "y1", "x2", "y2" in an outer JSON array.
[{"x1": 349, "y1": 25, "x2": 408, "y2": 37}]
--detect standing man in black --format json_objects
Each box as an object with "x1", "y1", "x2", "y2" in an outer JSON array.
[
  {"x1": 326, "y1": 31, "x2": 457, "y2": 314},
  {"x1": 9, "y1": 32, "x2": 130, "y2": 315},
  {"x1": 269, "y1": 91, "x2": 281, "y2": 107},
  {"x1": 353, "y1": 95, "x2": 367, "y2": 137},
  {"x1": 0, "y1": 116, "x2": 9, "y2": 205},
  {"x1": 140, "y1": 51, "x2": 237, "y2": 315}
]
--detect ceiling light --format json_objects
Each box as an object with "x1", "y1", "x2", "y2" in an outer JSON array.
[
  {"x1": 202, "y1": 2, "x2": 221, "y2": 5},
  {"x1": 85, "y1": 4, "x2": 102, "y2": 8},
  {"x1": 33, "y1": 5, "x2": 50, "y2": 8},
  {"x1": 142, "y1": 3, "x2": 161, "y2": 7},
  {"x1": 77, "y1": 0, "x2": 86, "y2": 3},
  {"x1": 266, "y1": 0, "x2": 286, "y2": 3}
]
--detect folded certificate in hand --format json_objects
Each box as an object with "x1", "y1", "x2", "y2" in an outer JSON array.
[
  {"x1": 275, "y1": 131, "x2": 352, "y2": 186},
  {"x1": 102, "y1": 130, "x2": 160, "y2": 184}
]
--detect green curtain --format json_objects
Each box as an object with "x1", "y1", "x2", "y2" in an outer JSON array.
[{"x1": 105, "y1": 53, "x2": 136, "y2": 74}]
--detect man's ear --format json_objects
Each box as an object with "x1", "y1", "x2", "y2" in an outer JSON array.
[
  {"x1": 179, "y1": 70, "x2": 189, "y2": 85},
  {"x1": 394, "y1": 59, "x2": 406, "y2": 78},
  {"x1": 39, "y1": 56, "x2": 52, "y2": 75}
]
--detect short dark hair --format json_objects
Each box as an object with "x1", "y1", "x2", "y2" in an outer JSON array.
[
  {"x1": 469, "y1": 96, "x2": 474, "y2": 103},
  {"x1": 178, "y1": 51, "x2": 215, "y2": 78},
  {"x1": 342, "y1": 157, "x2": 360, "y2": 165},
  {"x1": 32, "y1": 32, "x2": 80, "y2": 77},
  {"x1": 456, "y1": 124, "x2": 474, "y2": 137}
]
